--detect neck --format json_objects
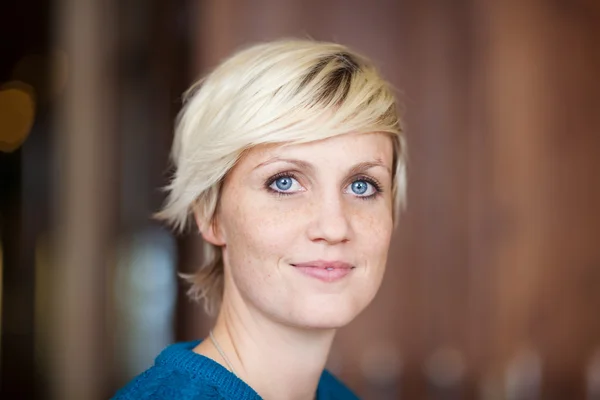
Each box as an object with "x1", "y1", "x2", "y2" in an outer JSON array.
[{"x1": 197, "y1": 298, "x2": 336, "y2": 400}]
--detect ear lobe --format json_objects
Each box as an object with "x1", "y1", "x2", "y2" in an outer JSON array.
[{"x1": 193, "y1": 209, "x2": 225, "y2": 246}]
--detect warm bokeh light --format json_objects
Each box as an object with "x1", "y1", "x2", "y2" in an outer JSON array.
[
  {"x1": 12, "y1": 55, "x2": 48, "y2": 99},
  {"x1": 0, "y1": 81, "x2": 36, "y2": 153}
]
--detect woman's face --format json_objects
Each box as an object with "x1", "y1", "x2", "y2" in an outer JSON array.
[{"x1": 210, "y1": 132, "x2": 395, "y2": 329}]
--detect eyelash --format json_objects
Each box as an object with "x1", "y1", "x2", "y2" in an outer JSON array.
[{"x1": 264, "y1": 172, "x2": 384, "y2": 200}]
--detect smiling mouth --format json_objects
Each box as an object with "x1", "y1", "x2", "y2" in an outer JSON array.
[{"x1": 290, "y1": 260, "x2": 355, "y2": 282}]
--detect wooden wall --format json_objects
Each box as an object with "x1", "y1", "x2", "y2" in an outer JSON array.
[{"x1": 184, "y1": 0, "x2": 600, "y2": 398}]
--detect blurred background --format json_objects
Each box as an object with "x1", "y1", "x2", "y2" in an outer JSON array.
[{"x1": 1, "y1": 0, "x2": 599, "y2": 399}]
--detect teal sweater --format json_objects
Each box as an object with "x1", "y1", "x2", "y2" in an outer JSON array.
[{"x1": 113, "y1": 341, "x2": 359, "y2": 399}]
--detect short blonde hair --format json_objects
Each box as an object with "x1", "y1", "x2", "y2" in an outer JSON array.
[{"x1": 156, "y1": 39, "x2": 407, "y2": 315}]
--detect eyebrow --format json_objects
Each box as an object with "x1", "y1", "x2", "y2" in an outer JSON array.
[
  {"x1": 253, "y1": 157, "x2": 391, "y2": 175},
  {"x1": 348, "y1": 160, "x2": 392, "y2": 175}
]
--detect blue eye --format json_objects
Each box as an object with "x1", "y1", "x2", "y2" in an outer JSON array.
[
  {"x1": 351, "y1": 181, "x2": 369, "y2": 195},
  {"x1": 274, "y1": 177, "x2": 293, "y2": 191},
  {"x1": 345, "y1": 178, "x2": 380, "y2": 198}
]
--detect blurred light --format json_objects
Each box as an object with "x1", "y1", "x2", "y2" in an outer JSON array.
[
  {"x1": 113, "y1": 228, "x2": 176, "y2": 379},
  {"x1": 10, "y1": 52, "x2": 68, "y2": 101},
  {"x1": 505, "y1": 347, "x2": 542, "y2": 400},
  {"x1": 0, "y1": 81, "x2": 36, "y2": 153},
  {"x1": 360, "y1": 340, "x2": 402, "y2": 385},
  {"x1": 587, "y1": 349, "x2": 600, "y2": 400},
  {"x1": 479, "y1": 372, "x2": 505, "y2": 400},
  {"x1": 360, "y1": 340, "x2": 402, "y2": 400},
  {"x1": 424, "y1": 346, "x2": 466, "y2": 388},
  {"x1": 12, "y1": 54, "x2": 49, "y2": 101},
  {"x1": 13, "y1": 55, "x2": 45, "y2": 80}
]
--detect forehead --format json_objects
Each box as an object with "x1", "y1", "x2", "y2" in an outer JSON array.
[{"x1": 241, "y1": 132, "x2": 394, "y2": 168}]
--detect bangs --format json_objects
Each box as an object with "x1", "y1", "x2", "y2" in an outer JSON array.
[{"x1": 157, "y1": 39, "x2": 406, "y2": 233}]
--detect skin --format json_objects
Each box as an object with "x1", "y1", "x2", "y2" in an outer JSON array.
[{"x1": 194, "y1": 132, "x2": 395, "y2": 400}]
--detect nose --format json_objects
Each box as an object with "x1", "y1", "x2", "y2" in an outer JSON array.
[{"x1": 306, "y1": 192, "x2": 351, "y2": 244}]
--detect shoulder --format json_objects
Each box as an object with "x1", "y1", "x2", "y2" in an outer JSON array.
[
  {"x1": 112, "y1": 364, "x2": 222, "y2": 400},
  {"x1": 112, "y1": 341, "x2": 261, "y2": 400},
  {"x1": 317, "y1": 370, "x2": 360, "y2": 400}
]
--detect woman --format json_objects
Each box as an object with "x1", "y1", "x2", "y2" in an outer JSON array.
[{"x1": 114, "y1": 39, "x2": 407, "y2": 399}]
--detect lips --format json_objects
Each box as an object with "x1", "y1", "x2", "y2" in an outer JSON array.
[{"x1": 291, "y1": 260, "x2": 355, "y2": 283}]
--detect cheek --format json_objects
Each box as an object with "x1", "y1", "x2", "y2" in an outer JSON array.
[
  {"x1": 220, "y1": 195, "x2": 302, "y2": 306},
  {"x1": 355, "y1": 210, "x2": 393, "y2": 266},
  {"x1": 352, "y1": 213, "x2": 393, "y2": 309},
  {"x1": 222, "y1": 194, "x2": 303, "y2": 264}
]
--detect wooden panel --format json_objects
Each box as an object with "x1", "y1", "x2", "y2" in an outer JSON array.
[{"x1": 187, "y1": 1, "x2": 600, "y2": 398}]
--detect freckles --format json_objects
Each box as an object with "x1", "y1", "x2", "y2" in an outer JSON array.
[
  {"x1": 252, "y1": 202, "x2": 303, "y2": 232},
  {"x1": 354, "y1": 207, "x2": 392, "y2": 234},
  {"x1": 353, "y1": 211, "x2": 393, "y2": 263}
]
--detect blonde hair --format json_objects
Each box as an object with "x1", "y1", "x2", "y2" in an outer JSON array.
[{"x1": 156, "y1": 39, "x2": 407, "y2": 315}]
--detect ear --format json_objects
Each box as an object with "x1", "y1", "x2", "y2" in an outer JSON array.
[{"x1": 193, "y1": 208, "x2": 226, "y2": 246}]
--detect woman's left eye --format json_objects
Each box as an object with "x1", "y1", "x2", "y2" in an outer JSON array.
[{"x1": 345, "y1": 179, "x2": 378, "y2": 197}]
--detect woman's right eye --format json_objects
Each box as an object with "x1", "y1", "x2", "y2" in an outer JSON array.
[{"x1": 268, "y1": 175, "x2": 303, "y2": 193}]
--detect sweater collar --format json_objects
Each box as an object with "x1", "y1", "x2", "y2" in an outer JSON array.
[{"x1": 155, "y1": 340, "x2": 262, "y2": 399}]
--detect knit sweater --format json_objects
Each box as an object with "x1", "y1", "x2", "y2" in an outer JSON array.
[{"x1": 112, "y1": 340, "x2": 360, "y2": 399}]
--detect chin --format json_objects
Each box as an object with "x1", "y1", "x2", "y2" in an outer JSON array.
[{"x1": 289, "y1": 298, "x2": 368, "y2": 330}]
